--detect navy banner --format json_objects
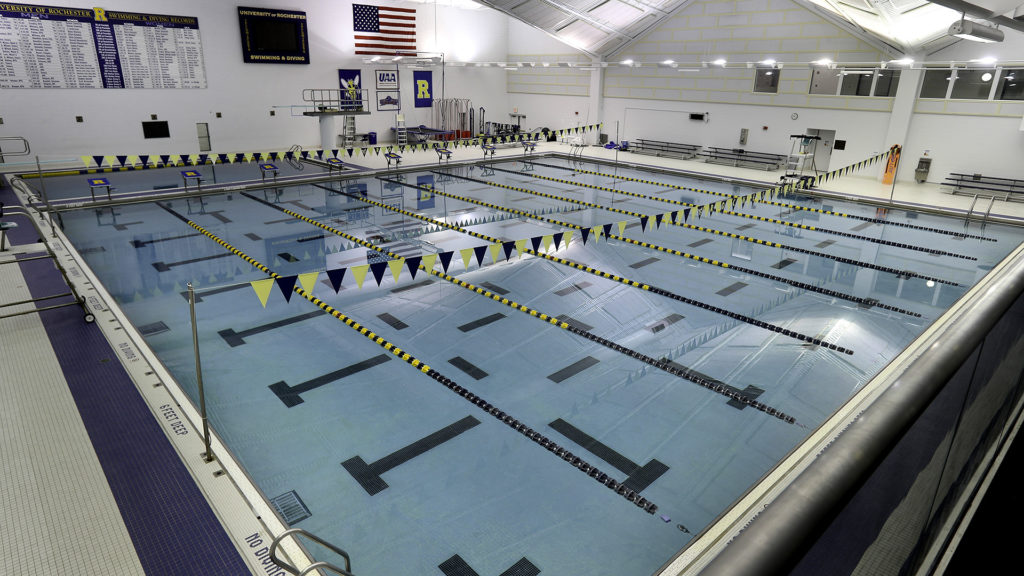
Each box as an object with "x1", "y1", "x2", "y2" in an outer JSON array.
[{"x1": 413, "y1": 70, "x2": 432, "y2": 108}]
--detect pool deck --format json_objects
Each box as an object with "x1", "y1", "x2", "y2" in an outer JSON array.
[{"x1": 2, "y1": 140, "x2": 1022, "y2": 575}]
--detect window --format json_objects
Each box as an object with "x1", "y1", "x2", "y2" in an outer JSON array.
[
  {"x1": 809, "y1": 68, "x2": 839, "y2": 95},
  {"x1": 919, "y1": 69, "x2": 951, "y2": 98},
  {"x1": 951, "y1": 69, "x2": 996, "y2": 99},
  {"x1": 754, "y1": 68, "x2": 779, "y2": 93},
  {"x1": 873, "y1": 70, "x2": 900, "y2": 97},
  {"x1": 840, "y1": 69, "x2": 874, "y2": 96},
  {"x1": 996, "y1": 68, "x2": 1024, "y2": 100}
]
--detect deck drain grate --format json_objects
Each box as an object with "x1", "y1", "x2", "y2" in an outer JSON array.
[
  {"x1": 138, "y1": 321, "x2": 169, "y2": 336},
  {"x1": 271, "y1": 490, "x2": 311, "y2": 525}
]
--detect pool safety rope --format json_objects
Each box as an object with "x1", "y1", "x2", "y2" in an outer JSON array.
[
  {"x1": 327, "y1": 181, "x2": 851, "y2": 358},
  {"x1": 153, "y1": 201, "x2": 660, "y2": 515},
  {"x1": 242, "y1": 190, "x2": 804, "y2": 424},
  {"x1": 380, "y1": 178, "x2": 923, "y2": 318},
  {"x1": 464, "y1": 168, "x2": 977, "y2": 262},
  {"x1": 526, "y1": 160, "x2": 994, "y2": 242}
]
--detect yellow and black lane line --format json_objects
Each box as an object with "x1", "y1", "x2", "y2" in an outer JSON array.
[
  {"x1": 244, "y1": 190, "x2": 804, "y2": 424},
  {"x1": 390, "y1": 179, "x2": 923, "y2": 317},
  {"x1": 524, "y1": 160, "x2": 993, "y2": 242},
  {"x1": 406, "y1": 177, "x2": 961, "y2": 288},
  {"x1": 354, "y1": 179, "x2": 852, "y2": 356},
  {"x1": 444, "y1": 170, "x2": 977, "y2": 262},
  {"x1": 154, "y1": 200, "x2": 662, "y2": 515}
]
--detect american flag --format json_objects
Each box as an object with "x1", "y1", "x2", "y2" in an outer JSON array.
[{"x1": 353, "y1": 4, "x2": 416, "y2": 56}]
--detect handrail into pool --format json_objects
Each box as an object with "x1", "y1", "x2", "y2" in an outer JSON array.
[
  {"x1": 270, "y1": 528, "x2": 354, "y2": 576},
  {"x1": 680, "y1": 241, "x2": 1024, "y2": 575}
]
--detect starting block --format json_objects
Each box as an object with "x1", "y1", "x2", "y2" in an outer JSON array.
[
  {"x1": 181, "y1": 169, "x2": 203, "y2": 192},
  {"x1": 384, "y1": 151, "x2": 402, "y2": 169},
  {"x1": 86, "y1": 177, "x2": 114, "y2": 202},
  {"x1": 435, "y1": 147, "x2": 452, "y2": 163},
  {"x1": 522, "y1": 141, "x2": 536, "y2": 155},
  {"x1": 482, "y1": 144, "x2": 496, "y2": 158},
  {"x1": 326, "y1": 157, "x2": 344, "y2": 173},
  {"x1": 259, "y1": 162, "x2": 279, "y2": 183}
]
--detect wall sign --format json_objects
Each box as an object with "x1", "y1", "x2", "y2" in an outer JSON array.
[
  {"x1": 377, "y1": 90, "x2": 399, "y2": 111},
  {"x1": 0, "y1": 4, "x2": 207, "y2": 89},
  {"x1": 237, "y1": 6, "x2": 309, "y2": 64},
  {"x1": 375, "y1": 68, "x2": 397, "y2": 90}
]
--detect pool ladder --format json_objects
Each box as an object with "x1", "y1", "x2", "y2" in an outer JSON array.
[
  {"x1": 270, "y1": 528, "x2": 354, "y2": 575},
  {"x1": 286, "y1": 145, "x2": 304, "y2": 171},
  {"x1": 965, "y1": 194, "x2": 996, "y2": 230}
]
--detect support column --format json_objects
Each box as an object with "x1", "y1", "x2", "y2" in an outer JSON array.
[
  {"x1": 589, "y1": 57, "x2": 604, "y2": 145},
  {"x1": 879, "y1": 67, "x2": 921, "y2": 182},
  {"x1": 319, "y1": 116, "x2": 337, "y2": 150}
]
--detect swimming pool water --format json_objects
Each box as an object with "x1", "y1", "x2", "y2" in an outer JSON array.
[{"x1": 57, "y1": 157, "x2": 1024, "y2": 575}]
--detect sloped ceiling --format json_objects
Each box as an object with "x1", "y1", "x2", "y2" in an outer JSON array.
[{"x1": 473, "y1": 0, "x2": 1024, "y2": 58}]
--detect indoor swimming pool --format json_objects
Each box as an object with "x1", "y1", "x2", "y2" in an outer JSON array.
[{"x1": 49, "y1": 156, "x2": 1024, "y2": 575}]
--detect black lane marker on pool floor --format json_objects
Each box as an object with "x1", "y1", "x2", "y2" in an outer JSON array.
[
  {"x1": 523, "y1": 160, "x2": 995, "y2": 242},
  {"x1": 553, "y1": 282, "x2": 592, "y2": 296},
  {"x1": 484, "y1": 164, "x2": 978, "y2": 260},
  {"x1": 152, "y1": 252, "x2": 233, "y2": 272},
  {"x1": 716, "y1": 282, "x2": 747, "y2": 297},
  {"x1": 547, "y1": 356, "x2": 600, "y2": 383},
  {"x1": 458, "y1": 313, "x2": 507, "y2": 332},
  {"x1": 449, "y1": 356, "x2": 489, "y2": 380},
  {"x1": 548, "y1": 418, "x2": 669, "y2": 493},
  {"x1": 556, "y1": 314, "x2": 594, "y2": 332},
  {"x1": 439, "y1": 554, "x2": 540, "y2": 576},
  {"x1": 391, "y1": 279, "x2": 434, "y2": 293},
  {"x1": 661, "y1": 359, "x2": 764, "y2": 411},
  {"x1": 269, "y1": 354, "x2": 391, "y2": 407},
  {"x1": 377, "y1": 312, "x2": 409, "y2": 330},
  {"x1": 630, "y1": 256, "x2": 660, "y2": 269},
  {"x1": 131, "y1": 232, "x2": 202, "y2": 248},
  {"x1": 688, "y1": 238, "x2": 714, "y2": 248},
  {"x1": 772, "y1": 258, "x2": 799, "y2": 270},
  {"x1": 219, "y1": 309, "x2": 326, "y2": 347},
  {"x1": 217, "y1": 196, "x2": 662, "y2": 514},
  {"x1": 342, "y1": 415, "x2": 480, "y2": 495}
]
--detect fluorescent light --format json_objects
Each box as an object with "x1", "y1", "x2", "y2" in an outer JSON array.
[
  {"x1": 948, "y1": 19, "x2": 1004, "y2": 43},
  {"x1": 620, "y1": 59, "x2": 634, "y2": 66},
  {"x1": 370, "y1": 56, "x2": 381, "y2": 62},
  {"x1": 971, "y1": 57, "x2": 998, "y2": 65},
  {"x1": 889, "y1": 58, "x2": 913, "y2": 66},
  {"x1": 759, "y1": 59, "x2": 776, "y2": 67},
  {"x1": 712, "y1": 58, "x2": 727, "y2": 66},
  {"x1": 812, "y1": 58, "x2": 832, "y2": 66}
]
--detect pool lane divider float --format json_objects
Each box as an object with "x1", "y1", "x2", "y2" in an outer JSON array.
[
  {"x1": 526, "y1": 160, "x2": 994, "y2": 243},
  {"x1": 482, "y1": 165, "x2": 977, "y2": 262},
  {"x1": 385, "y1": 178, "x2": 923, "y2": 318},
  {"x1": 328, "y1": 182, "x2": 851, "y2": 361},
  {"x1": 241, "y1": 190, "x2": 804, "y2": 425},
  {"x1": 481, "y1": 167, "x2": 960, "y2": 287},
  {"x1": 152, "y1": 201, "x2": 662, "y2": 516}
]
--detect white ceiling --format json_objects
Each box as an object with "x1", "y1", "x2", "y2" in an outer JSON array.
[{"x1": 469, "y1": 0, "x2": 1024, "y2": 58}]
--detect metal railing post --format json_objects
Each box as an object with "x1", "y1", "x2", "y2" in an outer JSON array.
[{"x1": 188, "y1": 282, "x2": 214, "y2": 463}]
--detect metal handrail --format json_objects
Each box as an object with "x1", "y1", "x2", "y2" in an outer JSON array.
[
  {"x1": 0, "y1": 136, "x2": 30, "y2": 157},
  {"x1": 269, "y1": 528, "x2": 354, "y2": 576},
  {"x1": 302, "y1": 88, "x2": 369, "y2": 113},
  {"x1": 982, "y1": 196, "x2": 996, "y2": 229}
]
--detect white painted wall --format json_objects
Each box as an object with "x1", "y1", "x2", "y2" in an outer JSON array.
[{"x1": 0, "y1": 0, "x2": 510, "y2": 159}]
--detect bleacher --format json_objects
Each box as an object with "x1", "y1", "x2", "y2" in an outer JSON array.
[
  {"x1": 628, "y1": 139, "x2": 701, "y2": 160},
  {"x1": 943, "y1": 173, "x2": 1024, "y2": 201},
  {"x1": 700, "y1": 147, "x2": 787, "y2": 170}
]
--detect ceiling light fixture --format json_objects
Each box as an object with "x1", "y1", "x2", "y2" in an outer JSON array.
[
  {"x1": 948, "y1": 19, "x2": 1004, "y2": 43},
  {"x1": 712, "y1": 58, "x2": 727, "y2": 66},
  {"x1": 889, "y1": 58, "x2": 913, "y2": 66},
  {"x1": 812, "y1": 58, "x2": 832, "y2": 67}
]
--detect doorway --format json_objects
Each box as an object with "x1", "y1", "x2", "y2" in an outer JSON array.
[
  {"x1": 197, "y1": 123, "x2": 211, "y2": 152},
  {"x1": 805, "y1": 128, "x2": 836, "y2": 173}
]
